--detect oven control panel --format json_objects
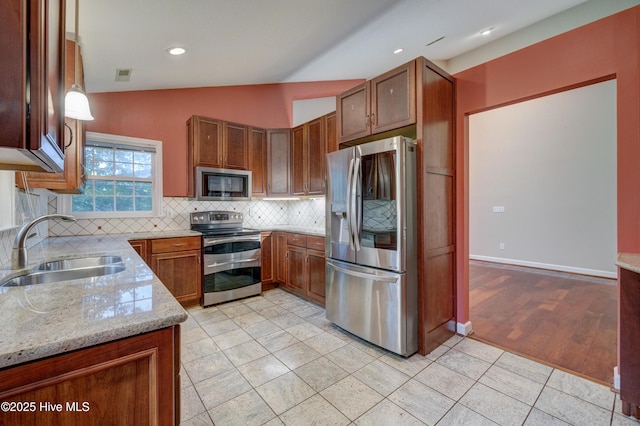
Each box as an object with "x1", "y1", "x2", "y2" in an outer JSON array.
[{"x1": 190, "y1": 210, "x2": 243, "y2": 225}]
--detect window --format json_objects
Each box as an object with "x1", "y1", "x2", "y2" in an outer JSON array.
[{"x1": 60, "y1": 132, "x2": 163, "y2": 218}]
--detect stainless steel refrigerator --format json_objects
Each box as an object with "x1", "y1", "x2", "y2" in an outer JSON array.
[{"x1": 325, "y1": 136, "x2": 418, "y2": 356}]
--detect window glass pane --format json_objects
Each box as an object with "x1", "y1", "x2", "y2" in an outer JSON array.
[
  {"x1": 135, "y1": 197, "x2": 153, "y2": 211},
  {"x1": 116, "y1": 181, "x2": 134, "y2": 195},
  {"x1": 115, "y1": 151, "x2": 133, "y2": 163},
  {"x1": 134, "y1": 164, "x2": 152, "y2": 179},
  {"x1": 95, "y1": 181, "x2": 115, "y2": 196},
  {"x1": 95, "y1": 161, "x2": 115, "y2": 176},
  {"x1": 72, "y1": 196, "x2": 94, "y2": 212},
  {"x1": 82, "y1": 181, "x2": 94, "y2": 195},
  {"x1": 134, "y1": 152, "x2": 152, "y2": 164},
  {"x1": 95, "y1": 197, "x2": 114, "y2": 212},
  {"x1": 94, "y1": 148, "x2": 114, "y2": 162},
  {"x1": 116, "y1": 197, "x2": 134, "y2": 211},
  {"x1": 135, "y1": 182, "x2": 152, "y2": 196},
  {"x1": 115, "y1": 162, "x2": 134, "y2": 177}
]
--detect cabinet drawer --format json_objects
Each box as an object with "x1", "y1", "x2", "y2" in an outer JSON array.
[
  {"x1": 151, "y1": 236, "x2": 201, "y2": 254},
  {"x1": 306, "y1": 236, "x2": 325, "y2": 251},
  {"x1": 287, "y1": 233, "x2": 307, "y2": 247}
]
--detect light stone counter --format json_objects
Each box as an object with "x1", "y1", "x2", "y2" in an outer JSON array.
[
  {"x1": 0, "y1": 235, "x2": 188, "y2": 369},
  {"x1": 616, "y1": 253, "x2": 640, "y2": 275},
  {"x1": 126, "y1": 229, "x2": 201, "y2": 241},
  {"x1": 253, "y1": 225, "x2": 325, "y2": 237}
]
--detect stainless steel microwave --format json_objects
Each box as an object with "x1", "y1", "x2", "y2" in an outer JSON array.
[{"x1": 195, "y1": 167, "x2": 252, "y2": 201}]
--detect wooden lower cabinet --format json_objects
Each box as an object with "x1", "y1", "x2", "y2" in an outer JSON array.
[
  {"x1": 279, "y1": 233, "x2": 326, "y2": 306},
  {"x1": 274, "y1": 232, "x2": 288, "y2": 284},
  {"x1": 0, "y1": 326, "x2": 180, "y2": 425},
  {"x1": 130, "y1": 236, "x2": 202, "y2": 305},
  {"x1": 261, "y1": 232, "x2": 276, "y2": 291},
  {"x1": 619, "y1": 265, "x2": 640, "y2": 418}
]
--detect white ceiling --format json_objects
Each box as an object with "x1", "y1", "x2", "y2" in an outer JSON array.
[{"x1": 74, "y1": 0, "x2": 591, "y2": 93}]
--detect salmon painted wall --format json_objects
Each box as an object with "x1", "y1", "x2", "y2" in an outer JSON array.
[
  {"x1": 454, "y1": 5, "x2": 640, "y2": 331},
  {"x1": 85, "y1": 80, "x2": 362, "y2": 195}
]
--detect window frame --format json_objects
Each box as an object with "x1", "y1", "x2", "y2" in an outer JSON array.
[{"x1": 59, "y1": 132, "x2": 163, "y2": 219}]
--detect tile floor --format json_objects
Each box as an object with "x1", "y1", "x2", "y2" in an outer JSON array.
[{"x1": 179, "y1": 288, "x2": 639, "y2": 426}]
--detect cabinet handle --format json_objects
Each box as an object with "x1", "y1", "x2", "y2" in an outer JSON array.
[
  {"x1": 365, "y1": 115, "x2": 369, "y2": 128},
  {"x1": 171, "y1": 243, "x2": 184, "y2": 247},
  {"x1": 285, "y1": 252, "x2": 289, "y2": 259},
  {"x1": 305, "y1": 255, "x2": 309, "y2": 264},
  {"x1": 371, "y1": 113, "x2": 375, "y2": 126}
]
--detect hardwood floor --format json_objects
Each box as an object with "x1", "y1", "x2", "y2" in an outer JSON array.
[{"x1": 469, "y1": 260, "x2": 617, "y2": 385}]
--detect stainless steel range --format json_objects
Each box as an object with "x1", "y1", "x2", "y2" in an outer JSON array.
[{"x1": 190, "y1": 211, "x2": 261, "y2": 307}]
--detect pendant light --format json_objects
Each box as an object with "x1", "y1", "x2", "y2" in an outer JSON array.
[{"x1": 65, "y1": 0, "x2": 94, "y2": 121}]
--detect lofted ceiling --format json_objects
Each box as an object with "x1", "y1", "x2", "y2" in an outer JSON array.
[{"x1": 73, "y1": 0, "x2": 591, "y2": 93}]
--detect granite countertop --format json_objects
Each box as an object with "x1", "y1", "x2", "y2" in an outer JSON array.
[
  {"x1": 0, "y1": 235, "x2": 188, "y2": 369},
  {"x1": 254, "y1": 225, "x2": 325, "y2": 237},
  {"x1": 126, "y1": 229, "x2": 202, "y2": 240},
  {"x1": 616, "y1": 253, "x2": 640, "y2": 274}
]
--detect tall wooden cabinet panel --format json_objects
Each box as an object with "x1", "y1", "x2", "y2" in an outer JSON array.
[
  {"x1": 266, "y1": 129, "x2": 291, "y2": 197},
  {"x1": 306, "y1": 235, "x2": 326, "y2": 305},
  {"x1": 16, "y1": 39, "x2": 86, "y2": 193},
  {"x1": 249, "y1": 127, "x2": 267, "y2": 197},
  {"x1": 0, "y1": 0, "x2": 66, "y2": 172},
  {"x1": 285, "y1": 245, "x2": 306, "y2": 295},
  {"x1": 416, "y1": 58, "x2": 456, "y2": 354},
  {"x1": 0, "y1": 326, "x2": 180, "y2": 425},
  {"x1": 261, "y1": 231, "x2": 276, "y2": 291},
  {"x1": 337, "y1": 60, "x2": 416, "y2": 144},
  {"x1": 223, "y1": 122, "x2": 249, "y2": 170},
  {"x1": 186, "y1": 116, "x2": 223, "y2": 195},
  {"x1": 619, "y1": 265, "x2": 640, "y2": 418}
]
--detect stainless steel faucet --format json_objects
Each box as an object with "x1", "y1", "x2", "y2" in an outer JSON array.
[{"x1": 11, "y1": 214, "x2": 76, "y2": 269}]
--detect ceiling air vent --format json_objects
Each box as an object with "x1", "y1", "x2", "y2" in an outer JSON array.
[
  {"x1": 426, "y1": 36, "x2": 445, "y2": 47},
  {"x1": 115, "y1": 68, "x2": 132, "y2": 82}
]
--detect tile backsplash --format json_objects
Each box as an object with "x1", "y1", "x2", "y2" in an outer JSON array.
[{"x1": 0, "y1": 190, "x2": 326, "y2": 266}]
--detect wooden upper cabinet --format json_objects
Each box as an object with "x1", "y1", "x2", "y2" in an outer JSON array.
[
  {"x1": 290, "y1": 125, "x2": 306, "y2": 196},
  {"x1": 337, "y1": 82, "x2": 370, "y2": 142},
  {"x1": 249, "y1": 127, "x2": 267, "y2": 197},
  {"x1": 266, "y1": 129, "x2": 291, "y2": 197},
  {"x1": 16, "y1": 39, "x2": 86, "y2": 193},
  {"x1": 223, "y1": 122, "x2": 249, "y2": 170},
  {"x1": 0, "y1": 0, "x2": 66, "y2": 172},
  {"x1": 370, "y1": 61, "x2": 416, "y2": 133},
  {"x1": 337, "y1": 60, "x2": 416, "y2": 143},
  {"x1": 291, "y1": 117, "x2": 326, "y2": 196},
  {"x1": 325, "y1": 111, "x2": 337, "y2": 153}
]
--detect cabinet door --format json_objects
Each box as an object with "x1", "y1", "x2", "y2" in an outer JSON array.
[
  {"x1": 306, "y1": 116, "x2": 326, "y2": 195},
  {"x1": 370, "y1": 61, "x2": 416, "y2": 134},
  {"x1": 261, "y1": 232, "x2": 273, "y2": 286},
  {"x1": 266, "y1": 129, "x2": 290, "y2": 196},
  {"x1": 249, "y1": 127, "x2": 267, "y2": 197},
  {"x1": 306, "y1": 249, "x2": 326, "y2": 305},
  {"x1": 224, "y1": 122, "x2": 248, "y2": 169},
  {"x1": 274, "y1": 232, "x2": 287, "y2": 283},
  {"x1": 16, "y1": 40, "x2": 85, "y2": 193},
  {"x1": 190, "y1": 116, "x2": 223, "y2": 168},
  {"x1": 325, "y1": 111, "x2": 337, "y2": 153},
  {"x1": 151, "y1": 250, "x2": 201, "y2": 304},
  {"x1": 337, "y1": 82, "x2": 370, "y2": 143},
  {"x1": 286, "y1": 245, "x2": 306, "y2": 294},
  {"x1": 290, "y1": 125, "x2": 306, "y2": 196},
  {"x1": 0, "y1": 327, "x2": 178, "y2": 425}
]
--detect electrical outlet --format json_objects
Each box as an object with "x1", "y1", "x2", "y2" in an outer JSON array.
[
  {"x1": 492, "y1": 206, "x2": 505, "y2": 213},
  {"x1": 499, "y1": 242, "x2": 505, "y2": 250}
]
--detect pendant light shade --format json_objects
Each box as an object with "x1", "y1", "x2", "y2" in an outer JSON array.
[
  {"x1": 65, "y1": 84, "x2": 94, "y2": 120},
  {"x1": 65, "y1": 0, "x2": 94, "y2": 121}
]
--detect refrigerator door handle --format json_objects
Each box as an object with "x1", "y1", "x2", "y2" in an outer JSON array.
[
  {"x1": 346, "y1": 157, "x2": 355, "y2": 250},
  {"x1": 329, "y1": 262, "x2": 399, "y2": 283},
  {"x1": 351, "y1": 156, "x2": 361, "y2": 251}
]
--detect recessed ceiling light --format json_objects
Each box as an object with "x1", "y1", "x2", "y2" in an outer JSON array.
[
  {"x1": 166, "y1": 46, "x2": 187, "y2": 56},
  {"x1": 480, "y1": 27, "x2": 494, "y2": 36},
  {"x1": 393, "y1": 48, "x2": 403, "y2": 54}
]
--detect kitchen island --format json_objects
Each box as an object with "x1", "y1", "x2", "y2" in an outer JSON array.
[{"x1": 0, "y1": 235, "x2": 188, "y2": 425}]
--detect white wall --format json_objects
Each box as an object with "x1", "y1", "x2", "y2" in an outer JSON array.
[{"x1": 469, "y1": 79, "x2": 617, "y2": 277}]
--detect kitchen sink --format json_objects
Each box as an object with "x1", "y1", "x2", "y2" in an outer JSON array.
[
  {"x1": 37, "y1": 255, "x2": 123, "y2": 271},
  {"x1": 1, "y1": 256, "x2": 126, "y2": 287}
]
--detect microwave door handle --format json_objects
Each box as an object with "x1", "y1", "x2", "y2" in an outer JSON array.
[{"x1": 346, "y1": 157, "x2": 355, "y2": 251}]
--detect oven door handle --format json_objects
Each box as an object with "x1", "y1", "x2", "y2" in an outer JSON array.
[
  {"x1": 205, "y1": 258, "x2": 260, "y2": 268},
  {"x1": 203, "y1": 236, "x2": 261, "y2": 246}
]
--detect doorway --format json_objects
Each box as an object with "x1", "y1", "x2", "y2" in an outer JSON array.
[{"x1": 467, "y1": 79, "x2": 617, "y2": 384}]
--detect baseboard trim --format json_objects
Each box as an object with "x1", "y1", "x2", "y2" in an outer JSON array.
[
  {"x1": 469, "y1": 255, "x2": 617, "y2": 279},
  {"x1": 457, "y1": 321, "x2": 473, "y2": 336}
]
